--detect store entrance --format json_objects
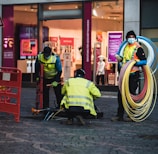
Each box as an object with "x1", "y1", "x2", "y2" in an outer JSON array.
[
  {"x1": 14, "y1": 1, "x2": 123, "y2": 86},
  {"x1": 16, "y1": 2, "x2": 83, "y2": 83}
]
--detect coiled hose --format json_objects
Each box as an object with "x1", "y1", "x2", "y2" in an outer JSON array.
[{"x1": 119, "y1": 60, "x2": 157, "y2": 122}]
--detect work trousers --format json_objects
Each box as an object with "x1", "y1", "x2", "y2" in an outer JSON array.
[
  {"x1": 43, "y1": 78, "x2": 63, "y2": 109},
  {"x1": 117, "y1": 71, "x2": 139, "y2": 118},
  {"x1": 65, "y1": 106, "x2": 91, "y2": 120}
]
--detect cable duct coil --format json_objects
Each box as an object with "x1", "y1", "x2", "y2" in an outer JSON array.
[{"x1": 119, "y1": 60, "x2": 157, "y2": 122}]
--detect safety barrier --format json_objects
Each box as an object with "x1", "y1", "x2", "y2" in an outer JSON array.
[{"x1": 0, "y1": 67, "x2": 22, "y2": 122}]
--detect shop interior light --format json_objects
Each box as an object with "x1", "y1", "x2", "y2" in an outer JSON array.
[{"x1": 92, "y1": 8, "x2": 98, "y2": 16}]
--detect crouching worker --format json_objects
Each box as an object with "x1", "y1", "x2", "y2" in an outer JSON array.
[{"x1": 60, "y1": 69, "x2": 101, "y2": 125}]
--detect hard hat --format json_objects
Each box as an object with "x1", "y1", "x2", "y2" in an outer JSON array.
[{"x1": 74, "y1": 69, "x2": 85, "y2": 77}]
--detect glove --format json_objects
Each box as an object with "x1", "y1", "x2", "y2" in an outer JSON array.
[
  {"x1": 51, "y1": 81, "x2": 58, "y2": 87},
  {"x1": 135, "y1": 60, "x2": 147, "y2": 66}
]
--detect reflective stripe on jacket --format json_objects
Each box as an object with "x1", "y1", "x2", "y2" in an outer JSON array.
[
  {"x1": 38, "y1": 53, "x2": 57, "y2": 79},
  {"x1": 60, "y1": 77, "x2": 101, "y2": 116}
]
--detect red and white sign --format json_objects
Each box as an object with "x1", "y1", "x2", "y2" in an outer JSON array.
[
  {"x1": 20, "y1": 39, "x2": 37, "y2": 56},
  {"x1": 60, "y1": 37, "x2": 74, "y2": 47},
  {"x1": 50, "y1": 37, "x2": 58, "y2": 49}
]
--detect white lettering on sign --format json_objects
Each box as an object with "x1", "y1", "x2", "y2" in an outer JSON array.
[
  {"x1": 86, "y1": 19, "x2": 90, "y2": 62},
  {"x1": 109, "y1": 35, "x2": 122, "y2": 39},
  {"x1": 4, "y1": 52, "x2": 13, "y2": 59},
  {"x1": 63, "y1": 40, "x2": 72, "y2": 43}
]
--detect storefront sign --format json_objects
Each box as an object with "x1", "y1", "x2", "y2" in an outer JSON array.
[
  {"x1": 83, "y1": 2, "x2": 92, "y2": 80},
  {"x1": 3, "y1": 37, "x2": 14, "y2": 60},
  {"x1": 107, "y1": 31, "x2": 123, "y2": 63},
  {"x1": 3, "y1": 6, "x2": 14, "y2": 67}
]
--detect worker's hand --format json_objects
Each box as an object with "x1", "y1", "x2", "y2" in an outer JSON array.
[
  {"x1": 115, "y1": 54, "x2": 122, "y2": 62},
  {"x1": 51, "y1": 81, "x2": 58, "y2": 87},
  {"x1": 60, "y1": 105, "x2": 64, "y2": 110},
  {"x1": 135, "y1": 60, "x2": 147, "y2": 66}
]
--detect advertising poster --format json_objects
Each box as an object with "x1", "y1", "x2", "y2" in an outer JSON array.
[
  {"x1": 60, "y1": 37, "x2": 74, "y2": 79},
  {"x1": 50, "y1": 36, "x2": 58, "y2": 51},
  {"x1": 60, "y1": 37, "x2": 74, "y2": 59},
  {"x1": 20, "y1": 39, "x2": 37, "y2": 56},
  {"x1": 107, "y1": 31, "x2": 123, "y2": 63}
]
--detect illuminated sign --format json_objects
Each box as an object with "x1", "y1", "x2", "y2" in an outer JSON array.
[
  {"x1": 20, "y1": 39, "x2": 37, "y2": 56},
  {"x1": 3, "y1": 37, "x2": 14, "y2": 49},
  {"x1": 107, "y1": 31, "x2": 123, "y2": 63}
]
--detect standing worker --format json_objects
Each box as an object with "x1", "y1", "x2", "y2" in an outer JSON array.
[
  {"x1": 35, "y1": 42, "x2": 63, "y2": 110},
  {"x1": 60, "y1": 68, "x2": 101, "y2": 125},
  {"x1": 112, "y1": 30, "x2": 147, "y2": 121}
]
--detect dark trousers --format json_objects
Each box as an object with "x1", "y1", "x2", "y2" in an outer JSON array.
[
  {"x1": 117, "y1": 71, "x2": 139, "y2": 118},
  {"x1": 96, "y1": 74, "x2": 105, "y2": 85},
  {"x1": 43, "y1": 78, "x2": 63, "y2": 109},
  {"x1": 66, "y1": 106, "x2": 91, "y2": 120}
]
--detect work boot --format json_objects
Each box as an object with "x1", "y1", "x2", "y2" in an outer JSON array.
[
  {"x1": 76, "y1": 115, "x2": 85, "y2": 125},
  {"x1": 111, "y1": 116, "x2": 124, "y2": 122}
]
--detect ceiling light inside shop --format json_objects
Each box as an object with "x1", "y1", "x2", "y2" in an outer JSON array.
[
  {"x1": 93, "y1": 7, "x2": 106, "y2": 18},
  {"x1": 48, "y1": 6, "x2": 52, "y2": 10},
  {"x1": 92, "y1": 8, "x2": 97, "y2": 16}
]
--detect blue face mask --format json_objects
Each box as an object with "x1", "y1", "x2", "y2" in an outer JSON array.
[{"x1": 127, "y1": 38, "x2": 136, "y2": 44}]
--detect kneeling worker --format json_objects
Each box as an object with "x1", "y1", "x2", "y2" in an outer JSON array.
[{"x1": 60, "y1": 69, "x2": 101, "y2": 125}]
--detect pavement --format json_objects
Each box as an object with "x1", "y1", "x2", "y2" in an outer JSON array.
[{"x1": 0, "y1": 87, "x2": 158, "y2": 154}]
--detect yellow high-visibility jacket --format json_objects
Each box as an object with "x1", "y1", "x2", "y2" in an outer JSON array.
[
  {"x1": 60, "y1": 77, "x2": 101, "y2": 116},
  {"x1": 122, "y1": 42, "x2": 140, "y2": 72},
  {"x1": 38, "y1": 53, "x2": 57, "y2": 79}
]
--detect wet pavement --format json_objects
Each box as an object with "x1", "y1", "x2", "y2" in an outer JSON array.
[{"x1": 0, "y1": 87, "x2": 158, "y2": 154}]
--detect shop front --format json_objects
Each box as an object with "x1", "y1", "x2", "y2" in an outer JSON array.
[{"x1": 1, "y1": 0, "x2": 123, "y2": 86}]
